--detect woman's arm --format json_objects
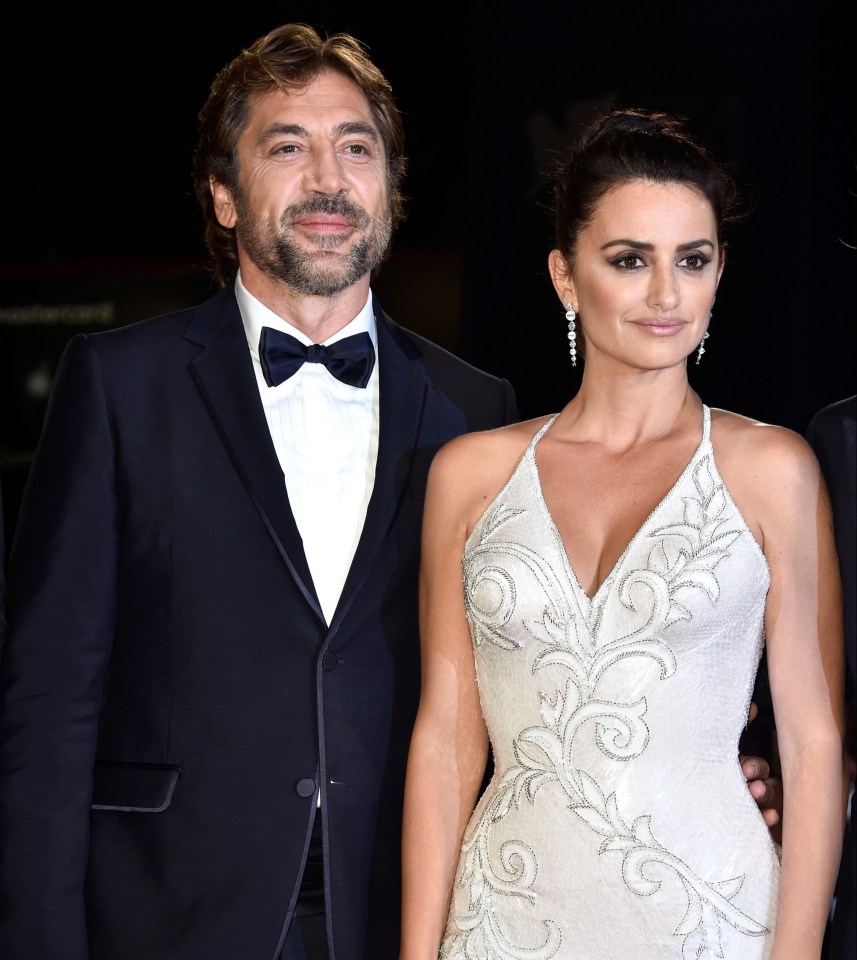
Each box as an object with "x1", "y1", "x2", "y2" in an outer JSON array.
[
  {"x1": 759, "y1": 429, "x2": 847, "y2": 959},
  {"x1": 400, "y1": 437, "x2": 492, "y2": 959}
]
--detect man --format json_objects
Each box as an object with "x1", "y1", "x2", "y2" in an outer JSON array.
[
  {"x1": 0, "y1": 24, "x2": 516, "y2": 960},
  {"x1": 0, "y1": 23, "x2": 778, "y2": 960}
]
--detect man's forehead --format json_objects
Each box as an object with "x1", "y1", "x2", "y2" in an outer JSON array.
[{"x1": 247, "y1": 72, "x2": 378, "y2": 132}]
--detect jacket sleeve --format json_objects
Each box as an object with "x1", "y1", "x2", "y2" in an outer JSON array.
[
  {"x1": 0, "y1": 334, "x2": 119, "y2": 959},
  {"x1": 502, "y1": 377, "x2": 520, "y2": 426}
]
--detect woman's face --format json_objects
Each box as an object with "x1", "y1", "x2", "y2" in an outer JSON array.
[{"x1": 550, "y1": 178, "x2": 723, "y2": 372}]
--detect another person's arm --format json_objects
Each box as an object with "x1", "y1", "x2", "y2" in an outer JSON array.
[
  {"x1": 742, "y1": 701, "x2": 783, "y2": 837},
  {"x1": 400, "y1": 437, "x2": 491, "y2": 959}
]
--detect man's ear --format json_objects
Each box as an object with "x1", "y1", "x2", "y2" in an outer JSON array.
[
  {"x1": 548, "y1": 249, "x2": 576, "y2": 308},
  {"x1": 211, "y1": 178, "x2": 238, "y2": 229}
]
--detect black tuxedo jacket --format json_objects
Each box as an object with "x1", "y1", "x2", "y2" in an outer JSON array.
[{"x1": 0, "y1": 283, "x2": 518, "y2": 960}]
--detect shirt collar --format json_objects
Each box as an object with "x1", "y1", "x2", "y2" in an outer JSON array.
[{"x1": 235, "y1": 270, "x2": 377, "y2": 362}]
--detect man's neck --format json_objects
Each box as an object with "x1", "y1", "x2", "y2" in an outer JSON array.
[{"x1": 238, "y1": 265, "x2": 372, "y2": 344}]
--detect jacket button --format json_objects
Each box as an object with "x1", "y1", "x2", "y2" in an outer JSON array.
[
  {"x1": 295, "y1": 778, "x2": 317, "y2": 798},
  {"x1": 322, "y1": 651, "x2": 339, "y2": 672}
]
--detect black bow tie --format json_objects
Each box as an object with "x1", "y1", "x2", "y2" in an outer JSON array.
[{"x1": 258, "y1": 327, "x2": 376, "y2": 389}]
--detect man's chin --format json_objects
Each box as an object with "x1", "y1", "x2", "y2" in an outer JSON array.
[{"x1": 281, "y1": 263, "x2": 362, "y2": 298}]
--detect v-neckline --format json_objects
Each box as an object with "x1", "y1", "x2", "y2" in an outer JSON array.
[{"x1": 529, "y1": 405, "x2": 711, "y2": 605}]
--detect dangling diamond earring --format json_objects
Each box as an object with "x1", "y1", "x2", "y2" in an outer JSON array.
[
  {"x1": 695, "y1": 331, "x2": 710, "y2": 365},
  {"x1": 565, "y1": 303, "x2": 577, "y2": 367}
]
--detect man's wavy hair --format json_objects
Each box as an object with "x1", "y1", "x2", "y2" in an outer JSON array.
[{"x1": 192, "y1": 23, "x2": 407, "y2": 287}]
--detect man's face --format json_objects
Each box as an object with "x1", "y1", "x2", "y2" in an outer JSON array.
[{"x1": 212, "y1": 70, "x2": 392, "y2": 296}]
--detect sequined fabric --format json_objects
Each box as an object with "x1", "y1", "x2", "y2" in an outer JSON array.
[{"x1": 442, "y1": 406, "x2": 779, "y2": 960}]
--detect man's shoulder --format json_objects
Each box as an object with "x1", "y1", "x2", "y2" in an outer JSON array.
[
  {"x1": 379, "y1": 311, "x2": 508, "y2": 387},
  {"x1": 75, "y1": 284, "x2": 235, "y2": 356},
  {"x1": 807, "y1": 395, "x2": 857, "y2": 440},
  {"x1": 377, "y1": 311, "x2": 518, "y2": 429}
]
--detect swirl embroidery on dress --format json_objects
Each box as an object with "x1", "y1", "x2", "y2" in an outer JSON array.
[{"x1": 445, "y1": 456, "x2": 770, "y2": 959}]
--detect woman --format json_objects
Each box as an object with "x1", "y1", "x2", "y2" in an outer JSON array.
[{"x1": 400, "y1": 108, "x2": 846, "y2": 959}]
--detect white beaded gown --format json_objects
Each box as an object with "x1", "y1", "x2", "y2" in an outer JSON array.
[{"x1": 441, "y1": 405, "x2": 780, "y2": 960}]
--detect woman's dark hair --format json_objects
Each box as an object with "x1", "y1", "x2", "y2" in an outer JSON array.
[
  {"x1": 192, "y1": 23, "x2": 407, "y2": 287},
  {"x1": 552, "y1": 107, "x2": 743, "y2": 266}
]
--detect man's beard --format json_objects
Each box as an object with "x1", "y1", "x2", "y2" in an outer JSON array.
[{"x1": 234, "y1": 192, "x2": 392, "y2": 297}]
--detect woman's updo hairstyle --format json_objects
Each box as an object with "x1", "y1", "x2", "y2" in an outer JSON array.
[{"x1": 552, "y1": 107, "x2": 744, "y2": 266}]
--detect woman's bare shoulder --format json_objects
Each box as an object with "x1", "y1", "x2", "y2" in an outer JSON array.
[
  {"x1": 711, "y1": 407, "x2": 817, "y2": 470},
  {"x1": 433, "y1": 415, "x2": 556, "y2": 472},
  {"x1": 427, "y1": 415, "x2": 557, "y2": 524},
  {"x1": 710, "y1": 408, "x2": 822, "y2": 525}
]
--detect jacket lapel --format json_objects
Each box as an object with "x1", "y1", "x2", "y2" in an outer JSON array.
[
  {"x1": 184, "y1": 285, "x2": 323, "y2": 620},
  {"x1": 327, "y1": 308, "x2": 428, "y2": 635}
]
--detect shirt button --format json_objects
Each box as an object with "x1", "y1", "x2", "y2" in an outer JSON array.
[{"x1": 295, "y1": 778, "x2": 317, "y2": 798}]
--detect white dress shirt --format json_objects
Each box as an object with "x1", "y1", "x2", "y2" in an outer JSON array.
[{"x1": 236, "y1": 271, "x2": 380, "y2": 625}]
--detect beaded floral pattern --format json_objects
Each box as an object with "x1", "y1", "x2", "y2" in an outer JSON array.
[{"x1": 441, "y1": 409, "x2": 775, "y2": 960}]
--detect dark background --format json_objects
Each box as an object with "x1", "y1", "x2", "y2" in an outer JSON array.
[{"x1": 2, "y1": 3, "x2": 855, "y2": 550}]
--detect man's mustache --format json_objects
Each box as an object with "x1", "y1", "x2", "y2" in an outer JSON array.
[{"x1": 284, "y1": 194, "x2": 370, "y2": 227}]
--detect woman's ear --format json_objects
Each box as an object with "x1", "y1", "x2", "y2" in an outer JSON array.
[{"x1": 548, "y1": 249, "x2": 576, "y2": 307}]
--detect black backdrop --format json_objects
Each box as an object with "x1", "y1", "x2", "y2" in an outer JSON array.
[{"x1": 2, "y1": 3, "x2": 855, "y2": 548}]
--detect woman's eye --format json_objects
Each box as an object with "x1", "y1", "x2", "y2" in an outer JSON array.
[
  {"x1": 679, "y1": 253, "x2": 711, "y2": 271},
  {"x1": 611, "y1": 254, "x2": 644, "y2": 270}
]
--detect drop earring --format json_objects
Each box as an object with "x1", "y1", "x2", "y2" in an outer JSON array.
[
  {"x1": 565, "y1": 303, "x2": 577, "y2": 367},
  {"x1": 695, "y1": 331, "x2": 710, "y2": 365}
]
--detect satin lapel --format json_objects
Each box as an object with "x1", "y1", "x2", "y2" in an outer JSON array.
[
  {"x1": 327, "y1": 310, "x2": 427, "y2": 635},
  {"x1": 185, "y1": 288, "x2": 322, "y2": 619}
]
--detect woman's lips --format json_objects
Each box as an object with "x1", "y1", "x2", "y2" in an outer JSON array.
[{"x1": 632, "y1": 319, "x2": 688, "y2": 335}]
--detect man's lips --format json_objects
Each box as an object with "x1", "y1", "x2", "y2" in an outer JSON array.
[{"x1": 293, "y1": 215, "x2": 352, "y2": 231}]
